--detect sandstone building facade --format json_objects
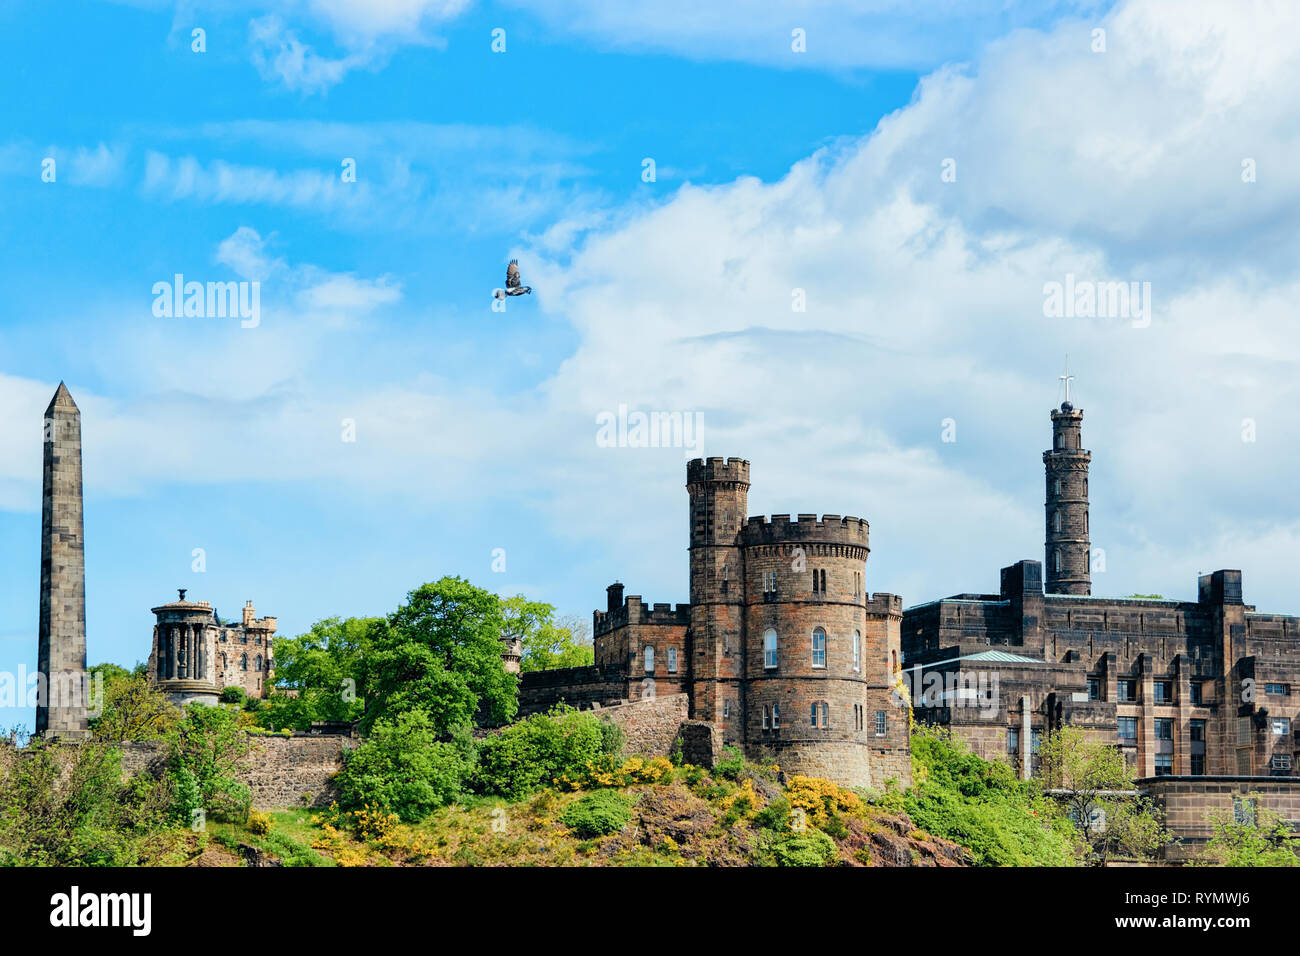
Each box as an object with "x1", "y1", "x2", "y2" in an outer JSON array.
[
  {"x1": 147, "y1": 591, "x2": 278, "y2": 706},
  {"x1": 902, "y1": 401, "x2": 1300, "y2": 786},
  {"x1": 521, "y1": 457, "x2": 911, "y2": 790}
]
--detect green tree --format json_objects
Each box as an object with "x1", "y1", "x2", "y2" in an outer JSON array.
[
  {"x1": 168, "y1": 704, "x2": 252, "y2": 823},
  {"x1": 1199, "y1": 798, "x2": 1300, "y2": 866},
  {"x1": 510, "y1": 597, "x2": 594, "y2": 672},
  {"x1": 358, "y1": 577, "x2": 517, "y2": 736},
  {"x1": 89, "y1": 663, "x2": 179, "y2": 742},
  {"x1": 1038, "y1": 726, "x2": 1169, "y2": 865},
  {"x1": 264, "y1": 616, "x2": 377, "y2": 730}
]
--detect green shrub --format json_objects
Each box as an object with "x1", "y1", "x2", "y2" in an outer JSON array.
[
  {"x1": 560, "y1": 790, "x2": 633, "y2": 838},
  {"x1": 769, "y1": 829, "x2": 838, "y2": 867},
  {"x1": 219, "y1": 686, "x2": 245, "y2": 704},
  {"x1": 473, "y1": 705, "x2": 608, "y2": 799},
  {"x1": 335, "y1": 711, "x2": 472, "y2": 822},
  {"x1": 903, "y1": 724, "x2": 1076, "y2": 866},
  {"x1": 714, "y1": 746, "x2": 745, "y2": 780}
]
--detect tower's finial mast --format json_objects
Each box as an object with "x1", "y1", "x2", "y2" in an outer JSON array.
[{"x1": 1058, "y1": 355, "x2": 1074, "y2": 405}]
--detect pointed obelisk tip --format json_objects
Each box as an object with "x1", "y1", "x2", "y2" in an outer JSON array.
[{"x1": 46, "y1": 381, "x2": 78, "y2": 414}]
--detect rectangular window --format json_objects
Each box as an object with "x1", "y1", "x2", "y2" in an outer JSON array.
[
  {"x1": 811, "y1": 630, "x2": 827, "y2": 669},
  {"x1": 1190, "y1": 681, "x2": 1203, "y2": 705},
  {"x1": 763, "y1": 629, "x2": 778, "y2": 669},
  {"x1": 1271, "y1": 754, "x2": 1292, "y2": 775},
  {"x1": 1190, "y1": 719, "x2": 1206, "y2": 742},
  {"x1": 1154, "y1": 754, "x2": 1173, "y2": 776},
  {"x1": 1153, "y1": 681, "x2": 1173, "y2": 704},
  {"x1": 1117, "y1": 679, "x2": 1136, "y2": 702},
  {"x1": 1190, "y1": 753, "x2": 1205, "y2": 775},
  {"x1": 1233, "y1": 797, "x2": 1255, "y2": 826},
  {"x1": 1266, "y1": 683, "x2": 1290, "y2": 696},
  {"x1": 1087, "y1": 678, "x2": 1101, "y2": 701},
  {"x1": 772, "y1": 704, "x2": 780, "y2": 729},
  {"x1": 1272, "y1": 717, "x2": 1291, "y2": 736},
  {"x1": 1155, "y1": 718, "x2": 1174, "y2": 740},
  {"x1": 852, "y1": 631, "x2": 861, "y2": 672},
  {"x1": 810, "y1": 703, "x2": 819, "y2": 728},
  {"x1": 1007, "y1": 728, "x2": 1020, "y2": 754},
  {"x1": 1238, "y1": 716, "x2": 1252, "y2": 746},
  {"x1": 875, "y1": 711, "x2": 886, "y2": 736},
  {"x1": 1031, "y1": 729, "x2": 1042, "y2": 754},
  {"x1": 1118, "y1": 717, "x2": 1137, "y2": 740},
  {"x1": 644, "y1": 647, "x2": 654, "y2": 672},
  {"x1": 723, "y1": 699, "x2": 731, "y2": 719},
  {"x1": 762, "y1": 706, "x2": 769, "y2": 730},
  {"x1": 763, "y1": 571, "x2": 777, "y2": 594},
  {"x1": 667, "y1": 647, "x2": 678, "y2": 673}
]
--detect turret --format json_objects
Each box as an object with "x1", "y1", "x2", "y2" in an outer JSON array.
[
  {"x1": 1043, "y1": 401, "x2": 1091, "y2": 595},
  {"x1": 686, "y1": 457, "x2": 750, "y2": 727}
]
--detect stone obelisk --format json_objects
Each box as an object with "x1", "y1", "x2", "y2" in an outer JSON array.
[{"x1": 36, "y1": 382, "x2": 88, "y2": 737}]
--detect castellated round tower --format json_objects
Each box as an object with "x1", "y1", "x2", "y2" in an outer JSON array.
[
  {"x1": 1043, "y1": 402, "x2": 1091, "y2": 595},
  {"x1": 686, "y1": 457, "x2": 910, "y2": 789}
]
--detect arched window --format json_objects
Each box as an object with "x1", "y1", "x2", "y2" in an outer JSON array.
[
  {"x1": 811, "y1": 628, "x2": 827, "y2": 668},
  {"x1": 254, "y1": 655, "x2": 263, "y2": 673},
  {"x1": 667, "y1": 647, "x2": 678, "y2": 673},
  {"x1": 221, "y1": 652, "x2": 227, "y2": 672},
  {"x1": 644, "y1": 646, "x2": 655, "y2": 672},
  {"x1": 240, "y1": 653, "x2": 248, "y2": 671},
  {"x1": 1084, "y1": 512, "x2": 1088, "y2": 532},
  {"x1": 772, "y1": 703, "x2": 780, "y2": 728},
  {"x1": 1083, "y1": 478, "x2": 1088, "y2": 496},
  {"x1": 764, "y1": 628, "x2": 778, "y2": 669},
  {"x1": 1054, "y1": 510, "x2": 1061, "y2": 533},
  {"x1": 853, "y1": 630, "x2": 861, "y2": 671}
]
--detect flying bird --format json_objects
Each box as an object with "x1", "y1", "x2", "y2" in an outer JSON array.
[{"x1": 494, "y1": 259, "x2": 532, "y2": 299}]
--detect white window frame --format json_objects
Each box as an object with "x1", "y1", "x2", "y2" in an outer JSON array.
[
  {"x1": 644, "y1": 646, "x2": 654, "y2": 672},
  {"x1": 852, "y1": 630, "x2": 861, "y2": 672},
  {"x1": 667, "y1": 647, "x2": 678, "y2": 673},
  {"x1": 763, "y1": 628, "x2": 778, "y2": 669},
  {"x1": 811, "y1": 628, "x2": 827, "y2": 669},
  {"x1": 874, "y1": 711, "x2": 886, "y2": 736},
  {"x1": 772, "y1": 703, "x2": 780, "y2": 729}
]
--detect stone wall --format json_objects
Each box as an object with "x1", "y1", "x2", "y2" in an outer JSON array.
[
  {"x1": 1138, "y1": 775, "x2": 1300, "y2": 862},
  {"x1": 119, "y1": 732, "x2": 355, "y2": 810},
  {"x1": 598, "y1": 694, "x2": 689, "y2": 758},
  {"x1": 678, "y1": 720, "x2": 721, "y2": 768}
]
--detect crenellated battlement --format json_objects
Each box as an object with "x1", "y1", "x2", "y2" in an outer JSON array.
[
  {"x1": 686, "y1": 456, "x2": 750, "y2": 485},
  {"x1": 739, "y1": 513, "x2": 869, "y2": 547},
  {"x1": 865, "y1": 592, "x2": 903, "y2": 615},
  {"x1": 594, "y1": 594, "x2": 692, "y2": 636}
]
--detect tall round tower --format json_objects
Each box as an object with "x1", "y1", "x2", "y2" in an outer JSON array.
[
  {"x1": 1043, "y1": 401, "x2": 1091, "y2": 595},
  {"x1": 686, "y1": 457, "x2": 749, "y2": 733}
]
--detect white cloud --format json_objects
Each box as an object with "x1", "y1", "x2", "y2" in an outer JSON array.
[{"x1": 9, "y1": 0, "x2": 1300, "y2": 618}]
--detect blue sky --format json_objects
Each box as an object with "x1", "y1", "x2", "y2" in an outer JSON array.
[{"x1": 4, "y1": 0, "x2": 1300, "y2": 731}]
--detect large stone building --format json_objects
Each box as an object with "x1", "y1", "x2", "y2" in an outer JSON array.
[
  {"x1": 902, "y1": 400, "x2": 1300, "y2": 785},
  {"x1": 521, "y1": 457, "x2": 911, "y2": 790},
  {"x1": 147, "y1": 592, "x2": 278, "y2": 706}
]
